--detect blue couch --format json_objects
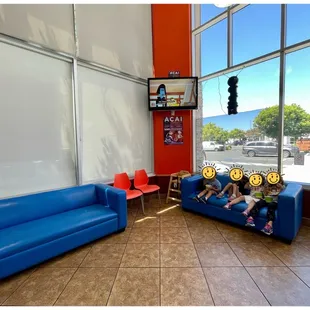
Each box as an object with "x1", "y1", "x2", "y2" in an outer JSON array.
[
  {"x1": 181, "y1": 174, "x2": 303, "y2": 242},
  {"x1": 0, "y1": 184, "x2": 127, "y2": 279}
]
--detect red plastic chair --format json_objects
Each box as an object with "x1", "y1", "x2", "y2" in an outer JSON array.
[
  {"x1": 134, "y1": 169, "x2": 161, "y2": 204},
  {"x1": 114, "y1": 172, "x2": 145, "y2": 214}
]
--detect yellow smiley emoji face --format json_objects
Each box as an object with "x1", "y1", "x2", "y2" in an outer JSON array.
[
  {"x1": 249, "y1": 173, "x2": 263, "y2": 187},
  {"x1": 229, "y1": 168, "x2": 244, "y2": 182},
  {"x1": 266, "y1": 171, "x2": 281, "y2": 185},
  {"x1": 202, "y1": 166, "x2": 217, "y2": 180}
]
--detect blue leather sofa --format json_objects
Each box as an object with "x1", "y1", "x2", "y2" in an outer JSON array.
[
  {"x1": 181, "y1": 174, "x2": 303, "y2": 242},
  {"x1": 0, "y1": 184, "x2": 127, "y2": 279}
]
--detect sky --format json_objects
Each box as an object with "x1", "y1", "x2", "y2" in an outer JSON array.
[{"x1": 200, "y1": 4, "x2": 310, "y2": 130}]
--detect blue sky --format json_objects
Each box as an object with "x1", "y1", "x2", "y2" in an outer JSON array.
[{"x1": 200, "y1": 4, "x2": 310, "y2": 130}]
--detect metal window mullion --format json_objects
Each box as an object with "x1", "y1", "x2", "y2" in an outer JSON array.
[
  {"x1": 278, "y1": 4, "x2": 287, "y2": 174},
  {"x1": 227, "y1": 6, "x2": 233, "y2": 67}
]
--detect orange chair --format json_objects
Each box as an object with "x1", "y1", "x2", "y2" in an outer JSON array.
[
  {"x1": 134, "y1": 169, "x2": 161, "y2": 204},
  {"x1": 114, "y1": 172, "x2": 145, "y2": 214}
]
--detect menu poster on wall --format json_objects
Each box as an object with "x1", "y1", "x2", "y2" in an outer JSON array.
[{"x1": 163, "y1": 116, "x2": 184, "y2": 145}]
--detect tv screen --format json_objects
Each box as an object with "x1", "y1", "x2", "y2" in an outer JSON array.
[{"x1": 148, "y1": 77, "x2": 198, "y2": 111}]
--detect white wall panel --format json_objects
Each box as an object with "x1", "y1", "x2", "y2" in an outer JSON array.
[
  {"x1": 78, "y1": 65, "x2": 152, "y2": 183},
  {"x1": 0, "y1": 4, "x2": 75, "y2": 54},
  {"x1": 0, "y1": 42, "x2": 76, "y2": 198},
  {"x1": 76, "y1": 4, "x2": 153, "y2": 78}
]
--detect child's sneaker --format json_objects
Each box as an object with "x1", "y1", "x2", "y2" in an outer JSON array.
[
  {"x1": 228, "y1": 194, "x2": 236, "y2": 201},
  {"x1": 223, "y1": 203, "x2": 231, "y2": 210},
  {"x1": 245, "y1": 216, "x2": 255, "y2": 227},
  {"x1": 202, "y1": 197, "x2": 208, "y2": 204},
  {"x1": 261, "y1": 224, "x2": 273, "y2": 235},
  {"x1": 193, "y1": 196, "x2": 200, "y2": 202}
]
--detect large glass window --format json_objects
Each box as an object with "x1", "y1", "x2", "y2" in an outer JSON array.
[
  {"x1": 286, "y1": 4, "x2": 310, "y2": 47},
  {"x1": 0, "y1": 43, "x2": 76, "y2": 198},
  {"x1": 201, "y1": 19, "x2": 227, "y2": 76},
  {"x1": 201, "y1": 58, "x2": 280, "y2": 173},
  {"x1": 232, "y1": 5, "x2": 281, "y2": 65},
  {"x1": 201, "y1": 4, "x2": 227, "y2": 25},
  {"x1": 283, "y1": 48, "x2": 310, "y2": 183}
]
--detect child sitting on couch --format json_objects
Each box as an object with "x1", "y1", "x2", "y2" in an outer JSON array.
[
  {"x1": 193, "y1": 163, "x2": 222, "y2": 203},
  {"x1": 244, "y1": 171, "x2": 285, "y2": 235}
]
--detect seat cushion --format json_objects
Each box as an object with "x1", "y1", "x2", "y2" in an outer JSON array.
[
  {"x1": 0, "y1": 204, "x2": 117, "y2": 259},
  {"x1": 126, "y1": 189, "x2": 142, "y2": 200},
  {"x1": 135, "y1": 184, "x2": 160, "y2": 194}
]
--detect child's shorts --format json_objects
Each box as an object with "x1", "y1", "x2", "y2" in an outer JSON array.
[{"x1": 244, "y1": 195, "x2": 260, "y2": 204}]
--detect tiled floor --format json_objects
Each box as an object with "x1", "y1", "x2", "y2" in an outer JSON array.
[{"x1": 2, "y1": 198, "x2": 310, "y2": 306}]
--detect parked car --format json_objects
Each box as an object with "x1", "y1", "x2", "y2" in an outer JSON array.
[
  {"x1": 242, "y1": 141, "x2": 299, "y2": 158},
  {"x1": 202, "y1": 141, "x2": 224, "y2": 152}
]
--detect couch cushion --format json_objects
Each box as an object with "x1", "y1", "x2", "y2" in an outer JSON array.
[
  {"x1": 0, "y1": 185, "x2": 98, "y2": 230},
  {"x1": 0, "y1": 204, "x2": 117, "y2": 259}
]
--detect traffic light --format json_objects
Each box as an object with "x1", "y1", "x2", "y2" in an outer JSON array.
[{"x1": 227, "y1": 76, "x2": 238, "y2": 115}]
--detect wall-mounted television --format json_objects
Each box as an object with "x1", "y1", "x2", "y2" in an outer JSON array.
[{"x1": 148, "y1": 77, "x2": 198, "y2": 111}]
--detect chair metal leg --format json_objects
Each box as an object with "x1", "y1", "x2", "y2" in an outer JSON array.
[
  {"x1": 140, "y1": 195, "x2": 145, "y2": 215},
  {"x1": 158, "y1": 190, "x2": 161, "y2": 205}
]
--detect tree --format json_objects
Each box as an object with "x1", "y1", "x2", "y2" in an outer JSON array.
[
  {"x1": 253, "y1": 104, "x2": 310, "y2": 140},
  {"x1": 229, "y1": 128, "x2": 246, "y2": 140},
  {"x1": 202, "y1": 122, "x2": 229, "y2": 143},
  {"x1": 245, "y1": 127, "x2": 262, "y2": 141}
]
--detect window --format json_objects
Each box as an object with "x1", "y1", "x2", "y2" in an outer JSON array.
[
  {"x1": 286, "y1": 4, "x2": 310, "y2": 47},
  {"x1": 201, "y1": 19, "x2": 227, "y2": 76},
  {"x1": 232, "y1": 5, "x2": 281, "y2": 65},
  {"x1": 283, "y1": 48, "x2": 310, "y2": 183},
  {"x1": 201, "y1": 4, "x2": 227, "y2": 24},
  {"x1": 201, "y1": 58, "x2": 280, "y2": 172},
  {"x1": 0, "y1": 42, "x2": 76, "y2": 198}
]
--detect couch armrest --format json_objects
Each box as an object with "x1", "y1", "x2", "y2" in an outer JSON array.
[
  {"x1": 95, "y1": 184, "x2": 127, "y2": 230},
  {"x1": 181, "y1": 175, "x2": 203, "y2": 205},
  {"x1": 277, "y1": 183, "x2": 303, "y2": 241}
]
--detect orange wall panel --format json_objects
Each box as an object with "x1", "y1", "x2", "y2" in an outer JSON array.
[{"x1": 152, "y1": 4, "x2": 193, "y2": 175}]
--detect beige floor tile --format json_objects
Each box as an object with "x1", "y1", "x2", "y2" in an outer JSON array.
[
  {"x1": 160, "y1": 227, "x2": 192, "y2": 243},
  {"x1": 137, "y1": 207, "x2": 161, "y2": 216},
  {"x1": 247, "y1": 266, "x2": 310, "y2": 306},
  {"x1": 94, "y1": 229, "x2": 131, "y2": 245},
  {"x1": 0, "y1": 269, "x2": 35, "y2": 304},
  {"x1": 121, "y1": 243, "x2": 159, "y2": 267},
  {"x1": 203, "y1": 267, "x2": 269, "y2": 306},
  {"x1": 195, "y1": 243, "x2": 242, "y2": 267},
  {"x1": 184, "y1": 213, "x2": 217, "y2": 229},
  {"x1": 218, "y1": 225, "x2": 261, "y2": 243},
  {"x1": 189, "y1": 226, "x2": 226, "y2": 243},
  {"x1": 230, "y1": 242, "x2": 284, "y2": 267},
  {"x1": 160, "y1": 216, "x2": 187, "y2": 227},
  {"x1": 158, "y1": 205, "x2": 184, "y2": 216},
  {"x1": 295, "y1": 226, "x2": 310, "y2": 243},
  {"x1": 107, "y1": 268, "x2": 160, "y2": 306},
  {"x1": 161, "y1": 268, "x2": 213, "y2": 306},
  {"x1": 290, "y1": 267, "x2": 310, "y2": 287},
  {"x1": 161, "y1": 243, "x2": 200, "y2": 267},
  {"x1": 81, "y1": 244, "x2": 126, "y2": 267},
  {"x1": 266, "y1": 243, "x2": 310, "y2": 266},
  {"x1": 55, "y1": 268, "x2": 117, "y2": 306},
  {"x1": 127, "y1": 214, "x2": 136, "y2": 228},
  {"x1": 133, "y1": 216, "x2": 160, "y2": 228},
  {"x1": 128, "y1": 227, "x2": 159, "y2": 243},
  {"x1": 41, "y1": 245, "x2": 91, "y2": 268},
  {"x1": 3, "y1": 268, "x2": 76, "y2": 306}
]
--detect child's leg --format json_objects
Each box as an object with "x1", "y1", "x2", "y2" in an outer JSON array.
[
  {"x1": 262, "y1": 202, "x2": 277, "y2": 235},
  {"x1": 217, "y1": 183, "x2": 232, "y2": 198},
  {"x1": 242, "y1": 199, "x2": 256, "y2": 216},
  {"x1": 228, "y1": 183, "x2": 238, "y2": 200},
  {"x1": 197, "y1": 189, "x2": 208, "y2": 198},
  {"x1": 223, "y1": 195, "x2": 244, "y2": 210},
  {"x1": 245, "y1": 199, "x2": 266, "y2": 227},
  {"x1": 204, "y1": 190, "x2": 213, "y2": 202}
]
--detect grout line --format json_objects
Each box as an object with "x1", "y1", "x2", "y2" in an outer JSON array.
[
  {"x1": 52, "y1": 267, "x2": 79, "y2": 306},
  {"x1": 186, "y1": 214, "x2": 216, "y2": 306},
  {"x1": 287, "y1": 266, "x2": 310, "y2": 289},
  {"x1": 1, "y1": 268, "x2": 37, "y2": 305},
  {"x1": 224, "y1": 238, "x2": 272, "y2": 306}
]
